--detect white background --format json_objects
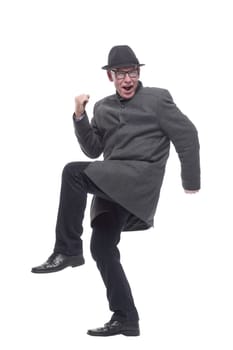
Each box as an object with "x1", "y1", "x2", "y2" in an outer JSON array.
[{"x1": 0, "y1": 0, "x2": 232, "y2": 349}]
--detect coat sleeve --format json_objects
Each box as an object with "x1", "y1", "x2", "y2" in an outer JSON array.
[
  {"x1": 157, "y1": 90, "x2": 201, "y2": 190},
  {"x1": 73, "y1": 111, "x2": 104, "y2": 159}
]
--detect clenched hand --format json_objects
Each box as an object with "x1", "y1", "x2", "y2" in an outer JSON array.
[{"x1": 74, "y1": 94, "x2": 90, "y2": 118}]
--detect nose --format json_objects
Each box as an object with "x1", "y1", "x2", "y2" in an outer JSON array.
[{"x1": 124, "y1": 73, "x2": 132, "y2": 82}]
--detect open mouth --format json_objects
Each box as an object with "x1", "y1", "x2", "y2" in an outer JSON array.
[{"x1": 123, "y1": 85, "x2": 133, "y2": 92}]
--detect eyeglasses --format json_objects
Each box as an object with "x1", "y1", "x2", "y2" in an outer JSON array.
[{"x1": 111, "y1": 69, "x2": 139, "y2": 80}]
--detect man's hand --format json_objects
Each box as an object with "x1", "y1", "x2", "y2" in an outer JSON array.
[
  {"x1": 74, "y1": 94, "x2": 90, "y2": 118},
  {"x1": 184, "y1": 190, "x2": 199, "y2": 194}
]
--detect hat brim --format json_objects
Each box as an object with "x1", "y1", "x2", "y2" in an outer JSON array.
[{"x1": 102, "y1": 63, "x2": 145, "y2": 70}]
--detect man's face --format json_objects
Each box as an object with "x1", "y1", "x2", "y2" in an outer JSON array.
[{"x1": 107, "y1": 66, "x2": 140, "y2": 99}]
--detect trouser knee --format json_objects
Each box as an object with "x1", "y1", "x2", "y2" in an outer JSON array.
[
  {"x1": 62, "y1": 161, "x2": 89, "y2": 181},
  {"x1": 91, "y1": 232, "x2": 120, "y2": 264},
  {"x1": 90, "y1": 237, "x2": 102, "y2": 262},
  {"x1": 90, "y1": 236, "x2": 113, "y2": 263}
]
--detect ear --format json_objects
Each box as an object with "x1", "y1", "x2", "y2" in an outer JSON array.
[{"x1": 107, "y1": 70, "x2": 114, "y2": 82}]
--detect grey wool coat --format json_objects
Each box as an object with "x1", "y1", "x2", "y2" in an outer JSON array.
[{"x1": 74, "y1": 81, "x2": 200, "y2": 231}]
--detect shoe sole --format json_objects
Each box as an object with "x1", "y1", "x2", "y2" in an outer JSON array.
[
  {"x1": 122, "y1": 330, "x2": 140, "y2": 336},
  {"x1": 87, "y1": 329, "x2": 140, "y2": 337}
]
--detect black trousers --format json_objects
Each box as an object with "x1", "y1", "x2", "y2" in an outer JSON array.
[{"x1": 54, "y1": 162, "x2": 139, "y2": 322}]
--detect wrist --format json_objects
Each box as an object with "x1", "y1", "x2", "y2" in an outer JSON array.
[
  {"x1": 75, "y1": 109, "x2": 84, "y2": 117},
  {"x1": 73, "y1": 112, "x2": 86, "y2": 121}
]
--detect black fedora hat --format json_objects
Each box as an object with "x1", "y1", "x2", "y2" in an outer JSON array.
[{"x1": 102, "y1": 45, "x2": 145, "y2": 70}]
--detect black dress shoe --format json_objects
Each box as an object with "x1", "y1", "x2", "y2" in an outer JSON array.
[
  {"x1": 87, "y1": 320, "x2": 140, "y2": 337},
  {"x1": 31, "y1": 252, "x2": 84, "y2": 273}
]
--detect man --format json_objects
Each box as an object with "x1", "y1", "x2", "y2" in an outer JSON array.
[{"x1": 32, "y1": 45, "x2": 200, "y2": 337}]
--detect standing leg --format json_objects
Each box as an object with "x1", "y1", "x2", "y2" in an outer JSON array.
[{"x1": 90, "y1": 204, "x2": 139, "y2": 323}]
